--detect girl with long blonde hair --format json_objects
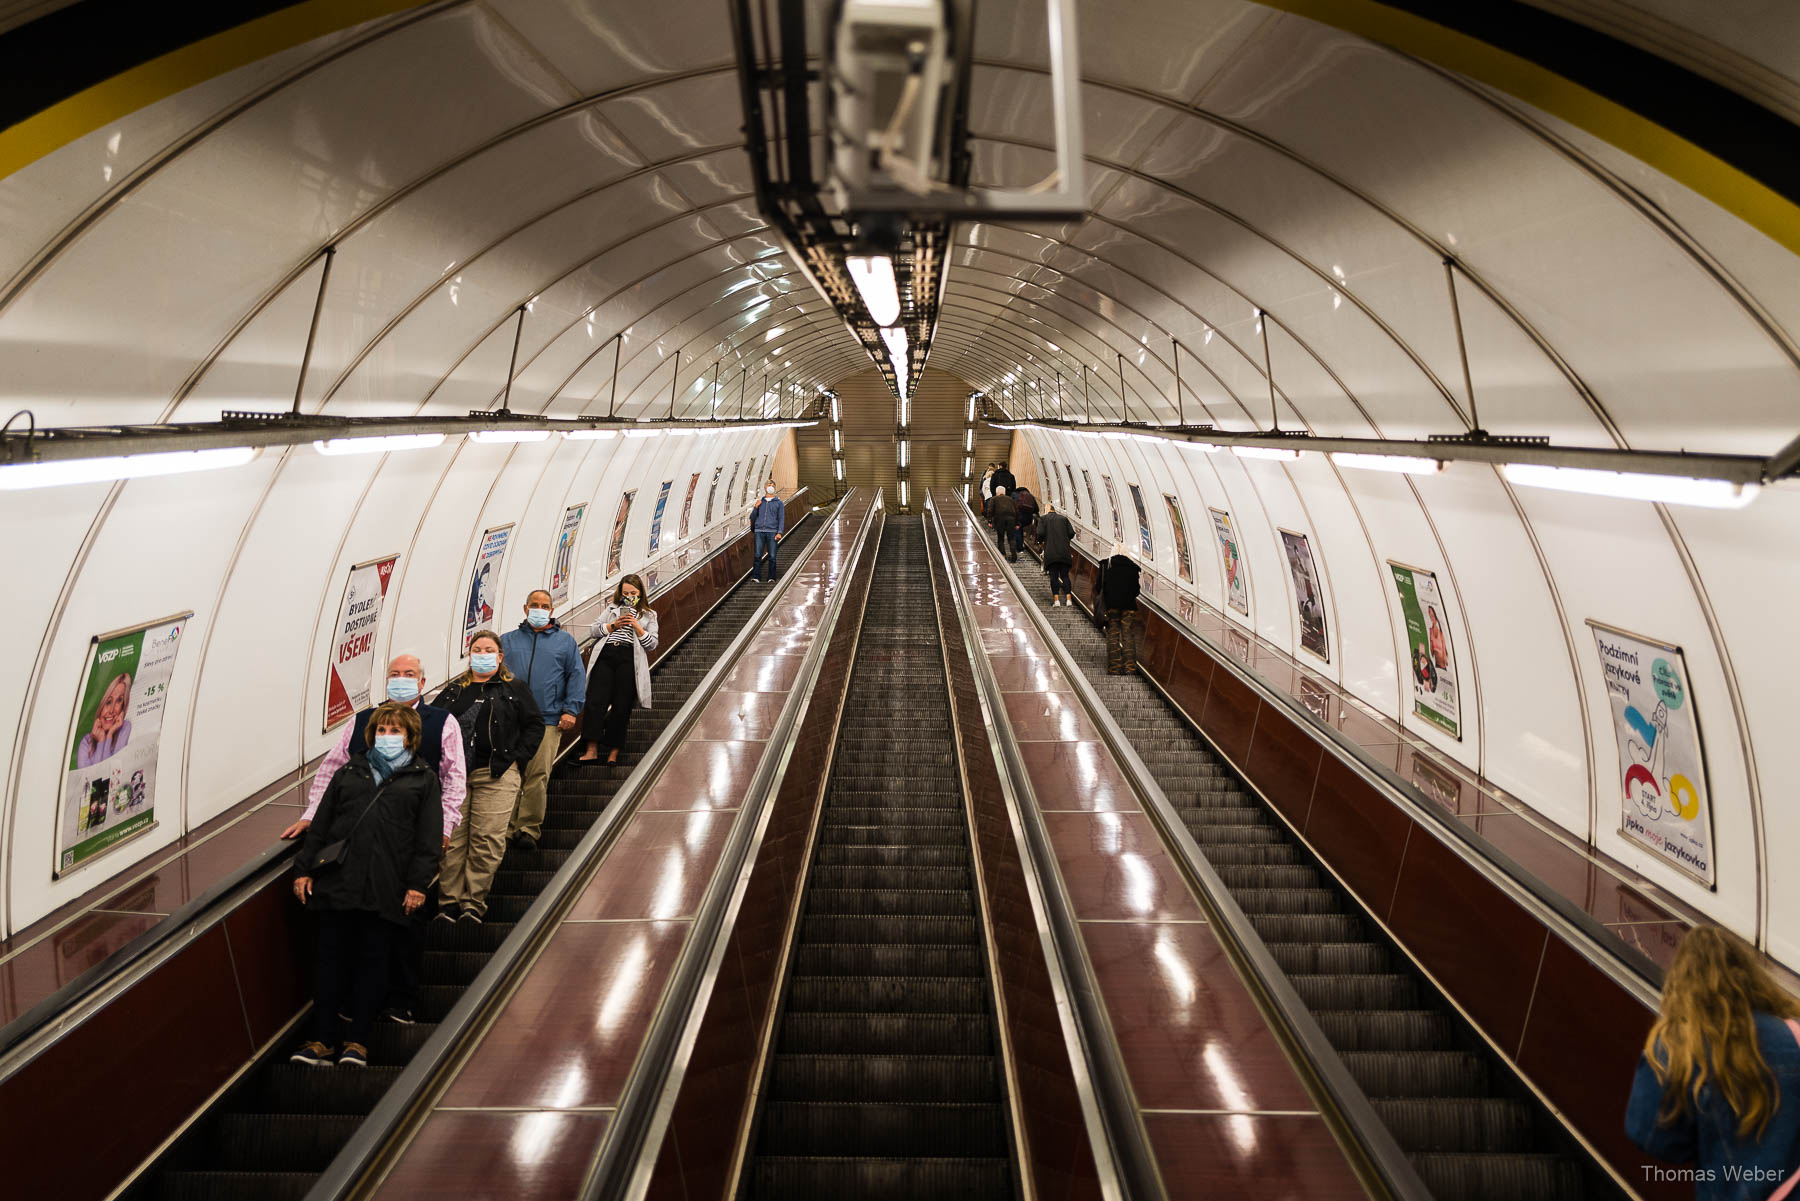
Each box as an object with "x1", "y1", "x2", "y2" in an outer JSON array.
[{"x1": 1627, "y1": 925, "x2": 1800, "y2": 1198}]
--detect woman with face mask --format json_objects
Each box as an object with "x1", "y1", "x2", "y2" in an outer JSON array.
[
  {"x1": 433, "y1": 632, "x2": 544, "y2": 924},
  {"x1": 289, "y1": 702, "x2": 442, "y2": 1069},
  {"x1": 579, "y1": 574, "x2": 660, "y2": 765}
]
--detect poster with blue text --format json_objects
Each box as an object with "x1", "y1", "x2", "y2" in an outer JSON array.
[
  {"x1": 1590, "y1": 622, "x2": 1715, "y2": 887},
  {"x1": 647, "y1": 480, "x2": 673, "y2": 553},
  {"x1": 58, "y1": 613, "x2": 192, "y2": 874}
]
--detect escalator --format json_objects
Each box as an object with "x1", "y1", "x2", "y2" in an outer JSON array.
[
  {"x1": 130, "y1": 515, "x2": 821, "y2": 1201},
  {"x1": 745, "y1": 516, "x2": 1017, "y2": 1200},
  {"x1": 1033, "y1": 585, "x2": 1624, "y2": 1201}
]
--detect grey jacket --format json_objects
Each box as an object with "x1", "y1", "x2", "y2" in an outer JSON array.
[
  {"x1": 588, "y1": 603, "x2": 661, "y2": 708},
  {"x1": 1038, "y1": 512, "x2": 1075, "y2": 565}
]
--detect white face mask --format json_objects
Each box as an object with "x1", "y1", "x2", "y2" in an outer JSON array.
[{"x1": 765, "y1": 486, "x2": 776, "y2": 495}]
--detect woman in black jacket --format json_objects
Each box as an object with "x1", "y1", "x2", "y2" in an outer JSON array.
[
  {"x1": 291, "y1": 702, "x2": 442, "y2": 1067},
  {"x1": 1096, "y1": 541, "x2": 1143, "y2": 675},
  {"x1": 434, "y1": 630, "x2": 544, "y2": 924}
]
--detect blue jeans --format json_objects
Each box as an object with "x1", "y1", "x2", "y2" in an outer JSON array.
[{"x1": 754, "y1": 530, "x2": 779, "y2": 580}]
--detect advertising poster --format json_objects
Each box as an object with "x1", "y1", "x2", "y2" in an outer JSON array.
[
  {"x1": 1082, "y1": 471, "x2": 1100, "y2": 533},
  {"x1": 678, "y1": 472, "x2": 701, "y2": 540},
  {"x1": 1164, "y1": 494, "x2": 1192, "y2": 582},
  {"x1": 1046, "y1": 460, "x2": 1061, "y2": 509},
  {"x1": 1102, "y1": 475, "x2": 1123, "y2": 542},
  {"x1": 648, "y1": 480, "x2": 673, "y2": 554},
  {"x1": 463, "y1": 525, "x2": 512, "y2": 654},
  {"x1": 704, "y1": 465, "x2": 723, "y2": 527},
  {"x1": 726, "y1": 461, "x2": 741, "y2": 514},
  {"x1": 325, "y1": 555, "x2": 399, "y2": 731},
  {"x1": 1280, "y1": 529, "x2": 1329, "y2": 661},
  {"x1": 1040, "y1": 459, "x2": 1055, "y2": 508},
  {"x1": 1064, "y1": 464, "x2": 1080, "y2": 519},
  {"x1": 1128, "y1": 483, "x2": 1153, "y2": 557},
  {"x1": 1590, "y1": 622, "x2": 1716, "y2": 886},
  {"x1": 548, "y1": 504, "x2": 586, "y2": 607},
  {"x1": 607, "y1": 490, "x2": 636, "y2": 576},
  {"x1": 57, "y1": 613, "x2": 191, "y2": 874},
  {"x1": 1389, "y1": 562, "x2": 1460, "y2": 738},
  {"x1": 1209, "y1": 508, "x2": 1249, "y2": 616}
]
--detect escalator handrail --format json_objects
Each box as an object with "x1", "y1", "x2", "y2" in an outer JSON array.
[
  {"x1": 1061, "y1": 537, "x2": 1665, "y2": 1007},
  {"x1": 921, "y1": 494, "x2": 1163, "y2": 1201},
  {"x1": 305, "y1": 499, "x2": 849, "y2": 1201},
  {"x1": 961, "y1": 498, "x2": 1437, "y2": 1201},
  {"x1": 578, "y1": 490, "x2": 887, "y2": 1201}
]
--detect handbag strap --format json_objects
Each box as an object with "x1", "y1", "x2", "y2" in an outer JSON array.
[{"x1": 1769, "y1": 1021, "x2": 1800, "y2": 1201}]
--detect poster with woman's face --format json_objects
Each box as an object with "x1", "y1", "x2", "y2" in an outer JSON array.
[
  {"x1": 606, "y1": 490, "x2": 636, "y2": 577},
  {"x1": 1280, "y1": 529, "x2": 1329, "y2": 661}
]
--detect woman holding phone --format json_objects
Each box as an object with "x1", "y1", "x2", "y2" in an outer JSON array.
[{"x1": 578, "y1": 574, "x2": 660, "y2": 765}]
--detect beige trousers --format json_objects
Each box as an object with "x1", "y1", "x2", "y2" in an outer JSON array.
[
  {"x1": 441, "y1": 764, "x2": 521, "y2": 917},
  {"x1": 508, "y1": 729, "x2": 560, "y2": 841}
]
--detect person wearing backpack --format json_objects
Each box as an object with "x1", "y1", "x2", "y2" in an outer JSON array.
[{"x1": 1038, "y1": 502, "x2": 1075, "y2": 606}]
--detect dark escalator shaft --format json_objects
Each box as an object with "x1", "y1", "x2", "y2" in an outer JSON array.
[
  {"x1": 1035, "y1": 591, "x2": 1623, "y2": 1201},
  {"x1": 748, "y1": 517, "x2": 1017, "y2": 1201},
  {"x1": 133, "y1": 517, "x2": 822, "y2": 1201}
]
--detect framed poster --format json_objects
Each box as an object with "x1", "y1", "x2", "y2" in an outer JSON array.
[
  {"x1": 463, "y1": 525, "x2": 511, "y2": 653},
  {"x1": 1101, "y1": 475, "x2": 1123, "y2": 542},
  {"x1": 57, "y1": 612, "x2": 192, "y2": 875},
  {"x1": 1279, "y1": 528, "x2": 1329, "y2": 661},
  {"x1": 678, "y1": 472, "x2": 701, "y2": 540},
  {"x1": 647, "y1": 480, "x2": 673, "y2": 554},
  {"x1": 548, "y1": 504, "x2": 585, "y2": 606},
  {"x1": 726, "y1": 461, "x2": 741, "y2": 513},
  {"x1": 325, "y1": 554, "x2": 399, "y2": 730},
  {"x1": 606, "y1": 490, "x2": 635, "y2": 576},
  {"x1": 1082, "y1": 470, "x2": 1100, "y2": 533},
  {"x1": 1040, "y1": 458, "x2": 1055, "y2": 508},
  {"x1": 1209, "y1": 508, "x2": 1249, "y2": 616},
  {"x1": 1046, "y1": 460, "x2": 1061, "y2": 509},
  {"x1": 704, "y1": 465, "x2": 723, "y2": 527},
  {"x1": 1127, "y1": 483, "x2": 1153, "y2": 557},
  {"x1": 1388, "y1": 561, "x2": 1460, "y2": 738},
  {"x1": 1163, "y1": 495, "x2": 1192, "y2": 583},
  {"x1": 1063, "y1": 463, "x2": 1080, "y2": 519},
  {"x1": 1590, "y1": 621, "x2": 1716, "y2": 887}
]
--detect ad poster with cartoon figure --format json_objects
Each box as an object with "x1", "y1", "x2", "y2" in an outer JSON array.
[
  {"x1": 1280, "y1": 529, "x2": 1329, "y2": 661},
  {"x1": 648, "y1": 480, "x2": 673, "y2": 553},
  {"x1": 325, "y1": 555, "x2": 399, "y2": 730},
  {"x1": 1591, "y1": 623, "x2": 1715, "y2": 886},
  {"x1": 606, "y1": 490, "x2": 635, "y2": 577},
  {"x1": 1209, "y1": 508, "x2": 1249, "y2": 616},
  {"x1": 58, "y1": 613, "x2": 191, "y2": 874},
  {"x1": 463, "y1": 525, "x2": 511, "y2": 654},
  {"x1": 1164, "y1": 494, "x2": 1192, "y2": 582},
  {"x1": 548, "y1": 504, "x2": 585, "y2": 606},
  {"x1": 1390, "y1": 562, "x2": 1460, "y2": 738}
]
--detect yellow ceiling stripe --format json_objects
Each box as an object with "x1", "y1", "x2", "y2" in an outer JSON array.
[
  {"x1": 0, "y1": 0, "x2": 434, "y2": 182},
  {"x1": 1256, "y1": 0, "x2": 1800, "y2": 256}
]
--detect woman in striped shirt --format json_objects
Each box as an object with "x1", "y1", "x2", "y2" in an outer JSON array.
[{"x1": 578, "y1": 574, "x2": 660, "y2": 765}]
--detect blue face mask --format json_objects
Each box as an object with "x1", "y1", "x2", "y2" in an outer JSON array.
[
  {"x1": 527, "y1": 608, "x2": 551, "y2": 629},
  {"x1": 373, "y1": 733, "x2": 408, "y2": 757},
  {"x1": 386, "y1": 677, "x2": 420, "y2": 703},
  {"x1": 470, "y1": 652, "x2": 499, "y2": 675}
]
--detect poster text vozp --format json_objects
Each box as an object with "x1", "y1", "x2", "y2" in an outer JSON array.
[
  {"x1": 1591, "y1": 623, "x2": 1716, "y2": 886},
  {"x1": 58, "y1": 613, "x2": 192, "y2": 874},
  {"x1": 548, "y1": 504, "x2": 585, "y2": 606},
  {"x1": 463, "y1": 525, "x2": 511, "y2": 653},
  {"x1": 1390, "y1": 562, "x2": 1460, "y2": 738},
  {"x1": 1209, "y1": 508, "x2": 1249, "y2": 615},
  {"x1": 325, "y1": 555, "x2": 399, "y2": 730}
]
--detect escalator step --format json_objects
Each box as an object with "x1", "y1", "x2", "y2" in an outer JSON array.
[
  {"x1": 769, "y1": 1054, "x2": 1001, "y2": 1103},
  {"x1": 150, "y1": 1171, "x2": 315, "y2": 1201},
  {"x1": 790, "y1": 943, "x2": 985, "y2": 978},
  {"x1": 1313, "y1": 1009, "x2": 1454, "y2": 1052},
  {"x1": 775, "y1": 1007, "x2": 992, "y2": 1060},
  {"x1": 422, "y1": 919, "x2": 518, "y2": 953},
  {"x1": 1267, "y1": 941, "x2": 1389, "y2": 976},
  {"x1": 785, "y1": 976, "x2": 991, "y2": 1014},
  {"x1": 1342, "y1": 1051, "x2": 1489, "y2": 1098},
  {"x1": 1410, "y1": 1152, "x2": 1587, "y2": 1201},
  {"x1": 804, "y1": 889, "x2": 974, "y2": 917},
  {"x1": 242, "y1": 1064, "x2": 405, "y2": 1114},
  {"x1": 800, "y1": 915, "x2": 980, "y2": 945},
  {"x1": 1290, "y1": 973, "x2": 1420, "y2": 1010},
  {"x1": 819, "y1": 824, "x2": 967, "y2": 847},
  {"x1": 813, "y1": 844, "x2": 968, "y2": 867},
  {"x1": 758, "y1": 1102, "x2": 1009, "y2": 1157},
  {"x1": 806, "y1": 867, "x2": 969, "y2": 891},
  {"x1": 1249, "y1": 913, "x2": 1365, "y2": 943},
  {"x1": 822, "y1": 808, "x2": 966, "y2": 829},
  {"x1": 749, "y1": 1155, "x2": 1013, "y2": 1200},
  {"x1": 1373, "y1": 1097, "x2": 1537, "y2": 1152},
  {"x1": 1229, "y1": 887, "x2": 1341, "y2": 915},
  {"x1": 422, "y1": 950, "x2": 492, "y2": 985},
  {"x1": 191, "y1": 1114, "x2": 364, "y2": 1172}
]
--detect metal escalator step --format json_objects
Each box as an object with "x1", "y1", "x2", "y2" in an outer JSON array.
[
  {"x1": 423, "y1": 919, "x2": 517, "y2": 953},
  {"x1": 1312, "y1": 1009, "x2": 1454, "y2": 1052},
  {"x1": 150, "y1": 1171, "x2": 316, "y2": 1201},
  {"x1": 241, "y1": 1065, "x2": 405, "y2": 1115},
  {"x1": 803, "y1": 889, "x2": 975, "y2": 917},
  {"x1": 1249, "y1": 913, "x2": 1365, "y2": 943},
  {"x1": 776, "y1": 1011, "x2": 996, "y2": 1058},
  {"x1": 792, "y1": 942, "x2": 985, "y2": 977},
  {"x1": 1410, "y1": 1152, "x2": 1587, "y2": 1201},
  {"x1": 1342, "y1": 1051, "x2": 1488, "y2": 1098},
  {"x1": 1183, "y1": 822, "x2": 1284, "y2": 845},
  {"x1": 191, "y1": 1114, "x2": 364, "y2": 1172},
  {"x1": 757, "y1": 1101, "x2": 1009, "y2": 1158},
  {"x1": 750, "y1": 1155, "x2": 1013, "y2": 1200},
  {"x1": 819, "y1": 823, "x2": 967, "y2": 847},
  {"x1": 1199, "y1": 843, "x2": 1303, "y2": 867},
  {"x1": 1215, "y1": 864, "x2": 1324, "y2": 890},
  {"x1": 364, "y1": 1021, "x2": 435, "y2": 1062},
  {"x1": 785, "y1": 976, "x2": 991, "y2": 1014},
  {"x1": 813, "y1": 844, "x2": 968, "y2": 867},
  {"x1": 822, "y1": 808, "x2": 966, "y2": 829},
  {"x1": 422, "y1": 950, "x2": 492, "y2": 986},
  {"x1": 1267, "y1": 941, "x2": 1390, "y2": 976},
  {"x1": 800, "y1": 914, "x2": 982, "y2": 946},
  {"x1": 828, "y1": 791, "x2": 963, "y2": 811},
  {"x1": 1373, "y1": 1097, "x2": 1537, "y2": 1152},
  {"x1": 1291, "y1": 973, "x2": 1420, "y2": 1010},
  {"x1": 769, "y1": 1054, "x2": 1000, "y2": 1103},
  {"x1": 807, "y1": 866, "x2": 971, "y2": 890},
  {"x1": 1227, "y1": 887, "x2": 1341, "y2": 915}
]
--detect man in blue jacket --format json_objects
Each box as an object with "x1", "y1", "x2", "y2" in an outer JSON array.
[
  {"x1": 498, "y1": 589, "x2": 584, "y2": 851},
  {"x1": 751, "y1": 482, "x2": 785, "y2": 583}
]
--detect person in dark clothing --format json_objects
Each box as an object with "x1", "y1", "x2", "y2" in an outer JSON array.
[
  {"x1": 580, "y1": 574, "x2": 660, "y2": 765},
  {"x1": 991, "y1": 462, "x2": 1016, "y2": 497},
  {"x1": 1038, "y1": 503, "x2": 1075, "y2": 606},
  {"x1": 434, "y1": 631, "x2": 543, "y2": 922},
  {"x1": 290, "y1": 702, "x2": 442, "y2": 1068},
  {"x1": 1096, "y1": 541, "x2": 1142, "y2": 674},
  {"x1": 1013, "y1": 486, "x2": 1039, "y2": 538},
  {"x1": 751, "y1": 483, "x2": 785, "y2": 581},
  {"x1": 990, "y1": 487, "x2": 1020, "y2": 561}
]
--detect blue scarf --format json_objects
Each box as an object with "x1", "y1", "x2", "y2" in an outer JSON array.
[{"x1": 367, "y1": 746, "x2": 412, "y2": 785}]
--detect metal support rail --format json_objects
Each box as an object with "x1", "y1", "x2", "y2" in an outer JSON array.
[
  {"x1": 958, "y1": 498, "x2": 1436, "y2": 1201},
  {"x1": 578, "y1": 490, "x2": 886, "y2": 1201},
  {"x1": 311, "y1": 490, "x2": 879, "y2": 1200},
  {"x1": 922, "y1": 495, "x2": 1164, "y2": 1201}
]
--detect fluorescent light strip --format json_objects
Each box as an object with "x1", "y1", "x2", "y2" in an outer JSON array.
[
  {"x1": 469, "y1": 429, "x2": 551, "y2": 444},
  {"x1": 1231, "y1": 444, "x2": 1304, "y2": 462},
  {"x1": 1501, "y1": 463, "x2": 1760, "y2": 509},
  {"x1": 314, "y1": 433, "x2": 447, "y2": 456},
  {"x1": 0, "y1": 445, "x2": 261, "y2": 490},
  {"x1": 562, "y1": 429, "x2": 618, "y2": 441},
  {"x1": 623, "y1": 429, "x2": 659, "y2": 439},
  {"x1": 1330, "y1": 451, "x2": 1443, "y2": 475},
  {"x1": 846, "y1": 255, "x2": 901, "y2": 326}
]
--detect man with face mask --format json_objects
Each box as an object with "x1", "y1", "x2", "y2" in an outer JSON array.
[
  {"x1": 497, "y1": 589, "x2": 585, "y2": 852},
  {"x1": 751, "y1": 481, "x2": 786, "y2": 583},
  {"x1": 283, "y1": 653, "x2": 466, "y2": 1022}
]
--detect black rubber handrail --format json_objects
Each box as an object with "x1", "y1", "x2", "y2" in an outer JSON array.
[
  {"x1": 309, "y1": 499, "x2": 849, "y2": 1201},
  {"x1": 578, "y1": 490, "x2": 886, "y2": 1201},
  {"x1": 959, "y1": 496, "x2": 1436, "y2": 1201}
]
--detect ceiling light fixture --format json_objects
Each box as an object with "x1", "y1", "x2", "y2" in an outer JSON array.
[
  {"x1": 847, "y1": 255, "x2": 901, "y2": 326},
  {"x1": 1231, "y1": 445, "x2": 1304, "y2": 462},
  {"x1": 314, "y1": 433, "x2": 447, "y2": 456},
  {"x1": 1501, "y1": 463, "x2": 1760, "y2": 510},
  {"x1": 0, "y1": 445, "x2": 261, "y2": 490},
  {"x1": 1330, "y1": 451, "x2": 1443, "y2": 475},
  {"x1": 469, "y1": 429, "x2": 551, "y2": 444},
  {"x1": 562, "y1": 429, "x2": 618, "y2": 441}
]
